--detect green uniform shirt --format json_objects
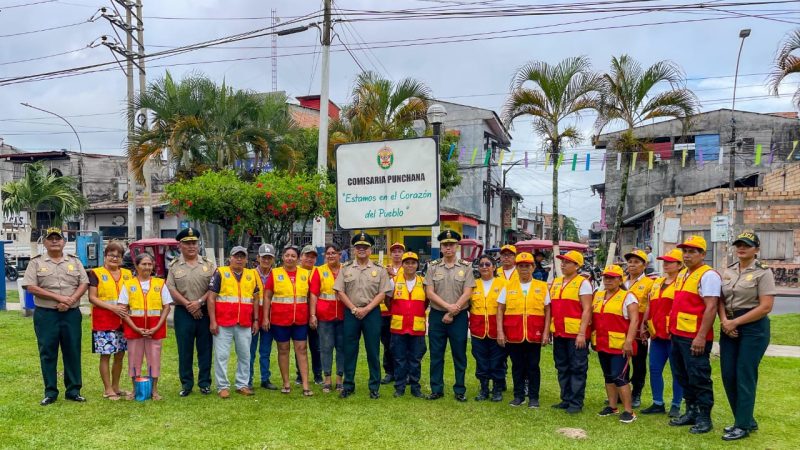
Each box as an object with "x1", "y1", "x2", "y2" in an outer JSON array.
[
  {"x1": 721, "y1": 260, "x2": 777, "y2": 314},
  {"x1": 21, "y1": 253, "x2": 89, "y2": 309},
  {"x1": 333, "y1": 260, "x2": 392, "y2": 307},
  {"x1": 166, "y1": 255, "x2": 216, "y2": 302},
  {"x1": 423, "y1": 258, "x2": 476, "y2": 311}
]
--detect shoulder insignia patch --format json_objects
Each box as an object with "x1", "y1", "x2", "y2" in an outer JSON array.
[{"x1": 429, "y1": 259, "x2": 441, "y2": 266}]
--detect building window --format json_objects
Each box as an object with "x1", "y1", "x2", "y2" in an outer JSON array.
[
  {"x1": 756, "y1": 230, "x2": 794, "y2": 260},
  {"x1": 99, "y1": 226, "x2": 127, "y2": 239},
  {"x1": 161, "y1": 229, "x2": 177, "y2": 239}
]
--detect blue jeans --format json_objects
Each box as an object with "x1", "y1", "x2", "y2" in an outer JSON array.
[
  {"x1": 317, "y1": 320, "x2": 344, "y2": 377},
  {"x1": 249, "y1": 329, "x2": 273, "y2": 387},
  {"x1": 650, "y1": 337, "x2": 683, "y2": 408},
  {"x1": 390, "y1": 333, "x2": 427, "y2": 392}
]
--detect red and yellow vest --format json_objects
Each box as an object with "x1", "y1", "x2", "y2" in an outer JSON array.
[
  {"x1": 503, "y1": 278, "x2": 548, "y2": 343},
  {"x1": 497, "y1": 266, "x2": 519, "y2": 283},
  {"x1": 382, "y1": 265, "x2": 403, "y2": 316},
  {"x1": 389, "y1": 274, "x2": 427, "y2": 336},
  {"x1": 647, "y1": 276, "x2": 676, "y2": 340},
  {"x1": 215, "y1": 266, "x2": 260, "y2": 328},
  {"x1": 315, "y1": 264, "x2": 343, "y2": 322},
  {"x1": 91, "y1": 267, "x2": 132, "y2": 331},
  {"x1": 591, "y1": 289, "x2": 636, "y2": 355},
  {"x1": 670, "y1": 265, "x2": 716, "y2": 341},
  {"x1": 270, "y1": 267, "x2": 310, "y2": 326},
  {"x1": 469, "y1": 277, "x2": 504, "y2": 339},
  {"x1": 549, "y1": 275, "x2": 588, "y2": 338},
  {"x1": 123, "y1": 277, "x2": 167, "y2": 340},
  {"x1": 626, "y1": 274, "x2": 655, "y2": 315}
]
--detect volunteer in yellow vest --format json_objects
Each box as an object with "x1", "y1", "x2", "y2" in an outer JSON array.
[
  {"x1": 593, "y1": 265, "x2": 639, "y2": 424},
  {"x1": 119, "y1": 253, "x2": 172, "y2": 401},
  {"x1": 309, "y1": 243, "x2": 345, "y2": 393},
  {"x1": 387, "y1": 252, "x2": 427, "y2": 398},
  {"x1": 496, "y1": 252, "x2": 551, "y2": 409},
  {"x1": 299, "y1": 245, "x2": 323, "y2": 385},
  {"x1": 497, "y1": 244, "x2": 518, "y2": 282},
  {"x1": 263, "y1": 245, "x2": 313, "y2": 396},
  {"x1": 640, "y1": 248, "x2": 684, "y2": 417},
  {"x1": 88, "y1": 241, "x2": 132, "y2": 401},
  {"x1": 470, "y1": 254, "x2": 506, "y2": 402},
  {"x1": 549, "y1": 250, "x2": 594, "y2": 414},
  {"x1": 381, "y1": 241, "x2": 405, "y2": 385},
  {"x1": 668, "y1": 235, "x2": 721, "y2": 434},
  {"x1": 623, "y1": 249, "x2": 655, "y2": 409},
  {"x1": 249, "y1": 243, "x2": 277, "y2": 391},
  {"x1": 208, "y1": 246, "x2": 262, "y2": 399}
]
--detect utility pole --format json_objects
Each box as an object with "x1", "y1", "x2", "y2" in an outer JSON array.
[
  {"x1": 136, "y1": 0, "x2": 153, "y2": 238},
  {"x1": 125, "y1": 4, "x2": 136, "y2": 240},
  {"x1": 311, "y1": 0, "x2": 331, "y2": 257},
  {"x1": 271, "y1": 9, "x2": 278, "y2": 92}
]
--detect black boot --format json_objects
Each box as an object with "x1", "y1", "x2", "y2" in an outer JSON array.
[
  {"x1": 474, "y1": 380, "x2": 489, "y2": 401},
  {"x1": 490, "y1": 381, "x2": 503, "y2": 402},
  {"x1": 689, "y1": 407, "x2": 713, "y2": 434},
  {"x1": 670, "y1": 404, "x2": 697, "y2": 426}
]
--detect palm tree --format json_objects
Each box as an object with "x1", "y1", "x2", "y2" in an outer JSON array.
[
  {"x1": 595, "y1": 55, "x2": 699, "y2": 264},
  {"x1": 769, "y1": 29, "x2": 800, "y2": 108},
  {"x1": 503, "y1": 56, "x2": 602, "y2": 262},
  {"x1": 2, "y1": 162, "x2": 87, "y2": 237},
  {"x1": 329, "y1": 71, "x2": 432, "y2": 160}
]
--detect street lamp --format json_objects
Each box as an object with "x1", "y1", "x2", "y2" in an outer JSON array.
[
  {"x1": 728, "y1": 28, "x2": 750, "y2": 265},
  {"x1": 20, "y1": 102, "x2": 84, "y2": 192},
  {"x1": 426, "y1": 103, "x2": 447, "y2": 260}
]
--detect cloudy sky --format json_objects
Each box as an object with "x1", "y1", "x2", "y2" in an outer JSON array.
[{"x1": 1, "y1": 0, "x2": 798, "y2": 231}]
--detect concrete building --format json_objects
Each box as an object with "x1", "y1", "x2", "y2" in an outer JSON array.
[{"x1": 595, "y1": 108, "x2": 800, "y2": 252}]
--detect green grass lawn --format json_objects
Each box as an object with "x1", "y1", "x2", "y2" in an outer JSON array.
[
  {"x1": 5, "y1": 290, "x2": 19, "y2": 303},
  {"x1": 770, "y1": 313, "x2": 799, "y2": 346},
  {"x1": 1, "y1": 311, "x2": 798, "y2": 449}
]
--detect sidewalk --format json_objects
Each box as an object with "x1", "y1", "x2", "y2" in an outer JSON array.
[{"x1": 776, "y1": 287, "x2": 800, "y2": 298}]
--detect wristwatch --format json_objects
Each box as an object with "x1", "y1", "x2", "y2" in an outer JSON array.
[{"x1": 351, "y1": 307, "x2": 358, "y2": 314}]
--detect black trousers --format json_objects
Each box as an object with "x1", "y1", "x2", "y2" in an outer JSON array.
[
  {"x1": 428, "y1": 309, "x2": 468, "y2": 395},
  {"x1": 552, "y1": 336, "x2": 589, "y2": 408},
  {"x1": 631, "y1": 338, "x2": 649, "y2": 398},
  {"x1": 507, "y1": 341, "x2": 542, "y2": 400},
  {"x1": 296, "y1": 327, "x2": 322, "y2": 379},
  {"x1": 34, "y1": 307, "x2": 82, "y2": 399},
  {"x1": 720, "y1": 315, "x2": 770, "y2": 429},
  {"x1": 471, "y1": 336, "x2": 506, "y2": 387},
  {"x1": 173, "y1": 305, "x2": 213, "y2": 391},
  {"x1": 381, "y1": 315, "x2": 394, "y2": 377},
  {"x1": 390, "y1": 333, "x2": 426, "y2": 392},
  {"x1": 671, "y1": 335, "x2": 714, "y2": 410},
  {"x1": 342, "y1": 307, "x2": 382, "y2": 392}
]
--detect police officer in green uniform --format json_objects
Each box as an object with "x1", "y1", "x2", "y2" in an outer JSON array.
[
  {"x1": 334, "y1": 232, "x2": 392, "y2": 399},
  {"x1": 425, "y1": 230, "x2": 476, "y2": 402},
  {"x1": 166, "y1": 227, "x2": 216, "y2": 397},
  {"x1": 22, "y1": 227, "x2": 89, "y2": 405},
  {"x1": 718, "y1": 231, "x2": 777, "y2": 441}
]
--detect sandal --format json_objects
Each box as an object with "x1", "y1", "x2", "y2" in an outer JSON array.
[
  {"x1": 152, "y1": 393, "x2": 163, "y2": 401},
  {"x1": 125, "y1": 392, "x2": 135, "y2": 401},
  {"x1": 103, "y1": 393, "x2": 121, "y2": 401},
  {"x1": 281, "y1": 386, "x2": 291, "y2": 394},
  {"x1": 303, "y1": 389, "x2": 314, "y2": 397},
  {"x1": 115, "y1": 390, "x2": 129, "y2": 397},
  {"x1": 336, "y1": 383, "x2": 344, "y2": 392},
  {"x1": 322, "y1": 384, "x2": 332, "y2": 393}
]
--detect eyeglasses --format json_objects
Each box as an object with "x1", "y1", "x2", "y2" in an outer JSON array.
[
  {"x1": 106, "y1": 254, "x2": 121, "y2": 259},
  {"x1": 479, "y1": 262, "x2": 493, "y2": 267}
]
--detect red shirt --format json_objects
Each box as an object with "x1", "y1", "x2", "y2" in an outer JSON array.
[
  {"x1": 309, "y1": 266, "x2": 340, "y2": 296},
  {"x1": 265, "y1": 269, "x2": 296, "y2": 292}
]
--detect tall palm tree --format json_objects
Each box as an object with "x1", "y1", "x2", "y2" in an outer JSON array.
[
  {"x1": 769, "y1": 29, "x2": 800, "y2": 108},
  {"x1": 2, "y1": 162, "x2": 87, "y2": 234},
  {"x1": 503, "y1": 56, "x2": 602, "y2": 260},
  {"x1": 595, "y1": 55, "x2": 699, "y2": 263},
  {"x1": 329, "y1": 71, "x2": 432, "y2": 160}
]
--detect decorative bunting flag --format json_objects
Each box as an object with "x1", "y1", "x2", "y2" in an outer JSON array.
[
  {"x1": 682, "y1": 148, "x2": 687, "y2": 167},
  {"x1": 631, "y1": 152, "x2": 638, "y2": 171},
  {"x1": 697, "y1": 145, "x2": 704, "y2": 167},
  {"x1": 754, "y1": 144, "x2": 762, "y2": 165},
  {"x1": 545, "y1": 153, "x2": 550, "y2": 170},
  {"x1": 571, "y1": 153, "x2": 578, "y2": 171},
  {"x1": 524, "y1": 151, "x2": 529, "y2": 168},
  {"x1": 769, "y1": 143, "x2": 776, "y2": 165},
  {"x1": 484, "y1": 148, "x2": 492, "y2": 166},
  {"x1": 718, "y1": 146, "x2": 724, "y2": 165},
  {"x1": 601, "y1": 154, "x2": 606, "y2": 171},
  {"x1": 459, "y1": 145, "x2": 466, "y2": 161},
  {"x1": 585, "y1": 153, "x2": 590, "y2": 171},
  {"x1": 648, "y1": 151, "x2": 654, "y2": 170},
  {"x1": 470, "y1": 147, "x2": 478, "y2": 165},
  {"x1": 556, "y1": 152, "x2": 564, "y2": 169},
  {"x1": 447, "y1": 143, "x2": 456, "y2": 161},
  {"x1": 498, "y1": 149, "x2": 505, "y2": 167},
  {"x1": 616, "y1": 153, "x2": 621, "y2": 170},
  {"x1": 788, "y1": 141, "x2": 798, "y2": 161}
]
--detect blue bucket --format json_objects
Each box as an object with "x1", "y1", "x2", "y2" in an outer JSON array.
[
  {"x1": 134, "y1": 376, "x2": 152, "y2": 401},
  {"x1": 24, "y1": 291, "x2": 35, "y2": 309}
]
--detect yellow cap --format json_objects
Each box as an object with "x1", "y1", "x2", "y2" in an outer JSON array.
[
  {"x1": 602, "y1": 265, "x2": 625, "y2": 278},
  {"x1": 678, "y1": 235, "x2": 707, "y2": 252},
  {"x1": 389, "y1": 242, "x2": 405, "y2": 251},
  {"x1": 500, "y1": 244, "x2": 517, "y2": 255},
  {"x1": 556, "y1": 250, "x2": 584, "y2": 267},
  {"x1": 515, "y1": 252, "x2": 534, "y2": 264},
  {"x1": 624, "y1": 249, "x2": 648, "y2": 263},
  {"x1": 657, "y1": 248, "x2": 683, "y2": 263},
  {"x1": 401, "y1": 251, "x2": 418, "y2": 262}
]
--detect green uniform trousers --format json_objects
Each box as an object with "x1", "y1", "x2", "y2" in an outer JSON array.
[
  {"x1": 720, "y1": 314, "x2": 770, "y2": 430},
  {"x1": 428, "y1": 309, "x2": 468, "y2": 395},
  {"x1": 173, "y1": 305, "x2": 213, "y2": 391},
  {"x1": 33, "y1": 307, "x2": 82, "y2": 399},
  {"x1": 342, "y1": 307, "x2": 382, "y2": 393}
]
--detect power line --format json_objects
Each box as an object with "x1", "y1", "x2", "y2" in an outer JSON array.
[
  {"x1": 0, "y1": 0, "x2": 55, "y2": 9},
  {"x1": 0, "y1": 20, "x2": 87, "y2": 38},
  {"x1": 0, "y1": 46, "x2": 88, "y2": 66}
]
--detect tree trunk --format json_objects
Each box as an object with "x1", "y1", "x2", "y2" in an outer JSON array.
[
  {"x1": 607, "y1": 151, "x2": 632, "y2": 265},
  {"x1": 551, "y1": 143, "x2": 562, "y2": 277}
]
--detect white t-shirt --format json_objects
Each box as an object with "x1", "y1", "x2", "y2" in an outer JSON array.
[
  {"x1": 621, "y1": 292, "x2": 639, "y2": 319},
  {"x1": 118, "y1": 279, "x2": 173, "y2": 306},
  {"x1": 388, "y1": 277, "x2": 418, "y2": 295},
  {"x1": 624, "y1": 273, "x2": 645, "y2": 290},
  {"x1": 497, "y1": 281, "x2": 550, "y2": 305},
  {"x1": 504, "y1": 268, "x2": 515, "y2": 280},
  {"x1": 578, "y1": 279, "x2": 594, "y2": 296},
  {"x1": 698, "y1": 270, "x2": 722, "y2": 297},
  {"x1": 478, "y1": 278, "x2": 507, "y2": 304}
]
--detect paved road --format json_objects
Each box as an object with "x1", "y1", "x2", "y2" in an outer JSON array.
[{"x1": 773, "y1": 296, "x2": 800, "y2": 315}]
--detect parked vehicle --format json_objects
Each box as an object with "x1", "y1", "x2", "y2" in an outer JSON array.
[
  {"x1": 123, "y1": 238, "x2": 180, "y2": 277},
  {"x1": 5, "y1": 254, "x2": 18, "y2": 281}
]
